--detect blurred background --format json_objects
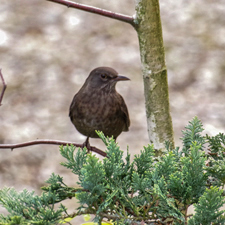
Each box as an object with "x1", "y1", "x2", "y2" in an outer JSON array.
[{"x1": 0, "y1": 0, "x2": 224, "y2": 223}]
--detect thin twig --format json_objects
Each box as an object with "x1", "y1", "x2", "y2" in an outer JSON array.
[
  {"x1": 0, "y1": 69, "x2": 7, "y2": 106},
  {"x1": 47, "y1": 0, "x2": 135, "y2": 26},
  {"x1": 0, "y1": 139, "x2": 107, "y2": 157}
]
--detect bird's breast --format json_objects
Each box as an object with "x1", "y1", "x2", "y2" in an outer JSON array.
[{"x1": 72, "y1": 89, "x2": 127, "y2": 138}]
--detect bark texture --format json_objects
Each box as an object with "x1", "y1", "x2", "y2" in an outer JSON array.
[{"x1": 135, "y1": 0, "x2": 174, "y2": 151}]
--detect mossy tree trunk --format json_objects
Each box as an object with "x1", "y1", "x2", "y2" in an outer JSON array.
[{"x1": 134, "y1": 0, "x2": 174, "y2": 151}]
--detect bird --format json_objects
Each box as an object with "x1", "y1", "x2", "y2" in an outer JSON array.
[{"x1": 69, "y1": 67, "x2": 130, "y2": 148}]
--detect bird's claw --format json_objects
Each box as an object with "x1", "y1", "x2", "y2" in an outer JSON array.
[{"x1": 82, "y1": 137, "x2": 91, "y2": 153}]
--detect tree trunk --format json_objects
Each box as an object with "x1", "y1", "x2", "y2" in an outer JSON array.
[{"x1": 134, "y1": 0, "x2": 174, "y2": 151}]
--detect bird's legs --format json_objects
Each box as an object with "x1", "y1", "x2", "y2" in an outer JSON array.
[{"x1": 82, "y1": 137, "x2": 91, "y2": 152}]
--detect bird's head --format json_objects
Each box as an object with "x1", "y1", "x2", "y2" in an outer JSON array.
[{"x1": 84, "y1": 67, "x2": 130, "y2": 91}]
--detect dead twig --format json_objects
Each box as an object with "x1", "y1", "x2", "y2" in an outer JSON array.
[
  {"x1": 0, "y1": 139, "x2": 107, "y2": 157},
  {"x1": 0, "y1": 69, "x2": 7, "y2": 106},
  {"x1": 47, "y1": 0, "x2": 135, "y2": 26}
]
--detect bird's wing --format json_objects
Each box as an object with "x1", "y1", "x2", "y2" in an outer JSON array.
[
  {"x1": 69, "y1": 95, "x2": 77, "y2": 121},
  {"x1": 120, "y1": 96, "x2": 130, "y2": 131}
]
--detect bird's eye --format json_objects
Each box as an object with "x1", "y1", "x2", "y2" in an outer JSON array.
[{"x1": 101, "y1": 74, "x2": 107, "y2": 79}]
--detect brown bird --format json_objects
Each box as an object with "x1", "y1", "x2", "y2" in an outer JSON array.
[{"x1": 69, "y1": 67, "x2": 130, "y2": 148}]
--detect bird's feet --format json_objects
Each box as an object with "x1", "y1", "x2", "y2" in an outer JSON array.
[{"x1": 81, "y1": 137, "x2": 91, "y2": 153}]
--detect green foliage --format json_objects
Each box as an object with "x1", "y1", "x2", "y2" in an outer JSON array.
[
  {"x1": 0, "y1": 117, "x2": 225, "y2": 224},
  {"x1": 188, "y1": 186, "x2": 225, "y2": 225},
  {"x1": 181, "y1": 116, "x2": 205, "y2": 155},
  {"x1": 169, "y1": 142, "x2": 207, "y2": 205},
  {"x1": 60, "y1": 144, "x2": 88, "y2": 176},
  {"x1": 42, "y1": 173, "x2": 77, "y2": 202},
  {"x1": 0, "y1": 187, "x2": 64, "y2": 224},
  {"x1": 205, "y1": 133, "x2": 225, "y2": 187}
]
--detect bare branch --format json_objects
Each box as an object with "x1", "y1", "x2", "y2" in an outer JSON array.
[
  {"x1": 0, "y1": 139, "x2": 107, "y2": 157},
  {"x1": 0, "y1": 69, "x2": 7, "y2": 106},
  {"x1": 47, "y1": 0, "x2": 135, "y2": 26}
]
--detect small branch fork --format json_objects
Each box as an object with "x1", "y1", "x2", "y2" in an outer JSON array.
[
  {"x1": 0, "y1": 140, "x2": 107, "y2": 157},
  {"x1": 47, "y1": 0, "x2": 135, "y2": 27},
  {"x1": 0, "y1": 69, "x2": 7, "y2": 106}
]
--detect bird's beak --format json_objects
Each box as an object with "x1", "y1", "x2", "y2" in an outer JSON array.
[{"x1": 114, "y1": 75, "x2": 130, "y2": 81}]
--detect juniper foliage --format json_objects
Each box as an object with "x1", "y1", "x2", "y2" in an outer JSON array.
[
  {"x1": 0, "y1": 187, "x2": 65, "y2": 224},
  {"x1": 205, "y1": 133, "x2": 225, "y2": 187},
  {"x1": 0, "y1": 117, "x2": 225, "y2": 224}
]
